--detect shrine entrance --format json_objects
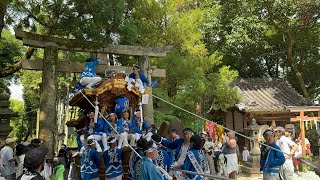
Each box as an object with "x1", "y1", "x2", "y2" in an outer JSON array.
[{"x1": 15, "y1": 30, "x2": 171, "y2": 157}]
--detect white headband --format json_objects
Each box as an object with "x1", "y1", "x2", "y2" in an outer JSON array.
[
  {"x1": 108, "y1": 138, "x2": 117, "y2": 144},
  {"x1": 144, "y1": 143, "x2": 157, "y2": 153}
]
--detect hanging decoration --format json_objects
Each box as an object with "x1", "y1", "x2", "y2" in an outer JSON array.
[
  {"x1": 194, "y1": 121, "x2": 200, "y2": 135},
  {"x1": 207, "y1": 122, "x2": 217, "y2": 140},
  {"x1": 217, "y1": 125, "x2": 224, "y2": 143}
]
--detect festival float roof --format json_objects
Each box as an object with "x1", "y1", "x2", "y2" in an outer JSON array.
[{"x1": 68, "y1": 73, "x2": 142, "y2": 112}]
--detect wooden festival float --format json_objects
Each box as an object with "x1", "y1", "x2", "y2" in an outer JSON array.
[
  {"x1": 66, "y1": 73, "x2": 170, "y2": 179},
  {"x1": 66, "y1": 72, "x2": 140, "y2": 179}
]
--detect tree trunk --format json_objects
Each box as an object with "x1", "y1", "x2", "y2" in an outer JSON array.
[
  {"x1": 286, "y1": 33, "x2": 310, "y2": 99},
  {"x1": 38, "y1": 46, "x2": 58, "y2": 158},
  {"x1": 0, "y1": 0, "x2": 7, "y2": 37}
]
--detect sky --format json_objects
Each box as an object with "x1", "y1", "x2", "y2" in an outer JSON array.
[{"x1": 9, "y1": 83, "x2": 24, "y2": 101}]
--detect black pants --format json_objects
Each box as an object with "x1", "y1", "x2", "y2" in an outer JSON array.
[{"x1": 213, "y1": 151, "x2": 221, "y2": 173}]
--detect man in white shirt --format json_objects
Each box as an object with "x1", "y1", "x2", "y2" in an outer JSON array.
[
  {"x1": 275, "y1": 126, "x2": 298, "y2": 180},
  {"x1": 0, "y1": 137, "x2": 16, "y2": 180}
]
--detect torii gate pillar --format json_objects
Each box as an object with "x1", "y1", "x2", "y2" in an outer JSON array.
[
  {"x1": 139, "y1": 56, "x2": 154, "y2": 125},
  {"x1": 38, "y1": 46, "x2": 58, "y2": 158}
]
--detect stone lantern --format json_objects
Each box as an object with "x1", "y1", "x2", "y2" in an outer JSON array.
[
  {"x1": 242, "y1": 118, "x2": 262, "y2": 176},
  {"x1": 0, "y1": 92, "x2": 18, "y2": 145}
]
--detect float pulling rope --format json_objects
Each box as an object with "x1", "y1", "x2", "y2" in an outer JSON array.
[
  {"x1": 152, "y1": 94, "x2": 313, "y2": 163},
  {"x1": 78, "y1": 90, "x2": 315, "y2": 179}
]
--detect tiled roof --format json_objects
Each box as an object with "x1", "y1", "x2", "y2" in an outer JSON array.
[{"x1": 233, "y1": 78, "x2": 312, "y2": 112}]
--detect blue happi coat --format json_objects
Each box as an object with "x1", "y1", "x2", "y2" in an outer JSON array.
[
  {"x1": 129, "y1": 72, "x2": 151, "y2": 86},
  {"x1": 183, "y1": 149, "x2": 206, "y2": 180},
  {"x1": 127, "y1": 148, "x2": 143, "y2": 180},
  {"x1": 134, "y1": 156, "x2": 164, "y2": 180},
  {"x1": 94, "y1": 117, "x2": 106, "y2": 135},
  {"x1": 81, "y1": 147, "x2": 100, "y2": 180},
  {"x1": 80, "y1": 59, "x2": 100, "y2": 79},
  {"x1": 161, "y1": 138, "x2": 186, "y2": 160},
  {"x1": 260, "y1": 142, "x2": 285, "y2": 174},
  {"x1": 103, "y1": 147, "x2": 123, "y2": 179},
  {"x1": 154, "y1": 147, "x2": 170, "y2": 180},
  {"x1": 117, "y1": 118, "x2": 132, "y2": 133},
  {"x1": 104, "y1": 119, "x2": 119, "y2": 135},
  {"x1": 130, "y1": 119, "x2": 149, "y2": 134}
]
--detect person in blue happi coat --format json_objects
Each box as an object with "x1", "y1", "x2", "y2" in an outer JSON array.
[
  {"x1": 182, "y1": 134, "x2": 206, "y2": 180},
  {"x1": 134, "y1": 138, "x2": 164, "y2": 180},
  {"x1": 92, "y1": 115, "x2": 108, "y2": 152},
  {"x1": 103, "y1": 137, "x2": 123, "y2": 180},
  {"x1": 129, "y1": 65, "x2": 151, "y2": 86},
  {"x1": 117, "y1": 111, "x2": 136, "y2": 148},
  {"x1": 151, "y1": 134, "x2": 170, "y2": 180},
  {"x1": 80, "y1": 112, "x2": 104, "y2": 152},
  {"x1": 131, "y1": 110, "x2": 149, "y2": 141},
  {"x1": 127, "y1": 147, "x2": 143, "y2": 180},
  {"x1": 80, "y1": 57, "x2": 102, "y2": 89},
  {"x1": 260, "y1": 129, "x2": 285, "y2": 180},
  {"x1": 81, "y1": 138, "x2": 100, "y2": 180},
  {"x1": 161, "y1": 128, "x2": 194, "y2": 179}
]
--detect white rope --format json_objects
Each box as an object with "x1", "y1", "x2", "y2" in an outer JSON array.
[
  {"x1": 77, "y1": 89, "x2": 316, "y2": 177},
  {"x1": 79, "y1": 91, "x2": 142, "y2": 159},
  {"x1": 176, "y1": 169, "x2": 231, "y2": 180},
  {"x1": 152, "y1": 94, "x2": 296, "y2": 158}
]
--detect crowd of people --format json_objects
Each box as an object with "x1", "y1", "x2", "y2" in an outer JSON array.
[
  {"x1": 1, "y1": 125, "x2": 320, "y2": 180},
  {"x1": 259, "y1": 126, "x2": 320, "y2": 180},
  {"x1": 0, "y1": 137, "x2": 70, "y2": 180}
]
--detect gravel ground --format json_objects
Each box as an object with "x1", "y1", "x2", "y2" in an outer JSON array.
[{"x1": 237, "y1": 170, "x2": 320, "y2": 180}]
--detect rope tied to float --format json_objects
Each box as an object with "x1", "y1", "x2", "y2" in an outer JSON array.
[
  {"x1": 151, "y1": 94, "x2": 320, "y2": 167},
  {"x1": 77, "y1": 89, "x2": 318, "y2": 178}
]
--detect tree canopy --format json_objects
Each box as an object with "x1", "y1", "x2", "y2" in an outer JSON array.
[{"x1": 1, "y1": 0, "x2": 320, "y2": 139}]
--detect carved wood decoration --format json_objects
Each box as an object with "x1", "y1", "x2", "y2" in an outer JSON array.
[{"x1": 68, "y1": 73, "x2": 141, "y2": 126}]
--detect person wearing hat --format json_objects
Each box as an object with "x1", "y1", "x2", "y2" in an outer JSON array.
[
  {"x1": 79, "y1": 57, "x2": 102, "y2": 89},
  {"x1": 17, "y1": 146, "x2": 48, "y2": 180},
  {"x1": 134, "y1": 138, "x2": 164, "y2": 180},
  {"x1": 129, "y1": 65, "x2": 151, "y2": 92},
  {"x1": 131, "y1": 110, "x2": 149, "y2": 141},
  {"x1": 181, "y1": 134, "x2": 206, "y2": 180},
  {"x1": 274, "y1": 126, "x2": 298, "y2": 180},
  {"x1": 161, "y1": 127, "x2": 193, "y2": 179},
  {"x1": 260, "y1": 129, "x2": 285, "y2": 180},
  {"x1": 151, "y1": 134, "x2": 170, "y2": 180},
  {"x1": 0, "y1": 137, "x2": 16, "y2": 180},
  {"x1": 103, "y1": 137, "x2": 123, "y2": 180},
  {"x1": 117, "y1": 111, "x2": 135, "y2": 148},
  {"x1": 80, "y1": 138, "x2": 100, "y2": 180}
]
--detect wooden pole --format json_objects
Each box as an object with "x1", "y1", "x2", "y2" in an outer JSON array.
[
  {"x1": 300, "y1": 111, "x2": 306, "y2": 158},
  {"x1": 299, "y1": 111, "x2": 306, "y2": 172},
  {"x1": 139, "y1": 56, "x2": 154, "y2": 125},
  {"x1": 38, "y1": 46, "x2": 58, "y2": 158}
]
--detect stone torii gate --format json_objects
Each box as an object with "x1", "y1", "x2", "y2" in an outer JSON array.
[{"x1": 15, "y1": 30, "x2": 171, "y2": 157}]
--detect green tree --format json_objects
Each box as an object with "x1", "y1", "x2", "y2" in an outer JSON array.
[{"x1": 9, "y1": 98, "x2": 28, "y2": 142}]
